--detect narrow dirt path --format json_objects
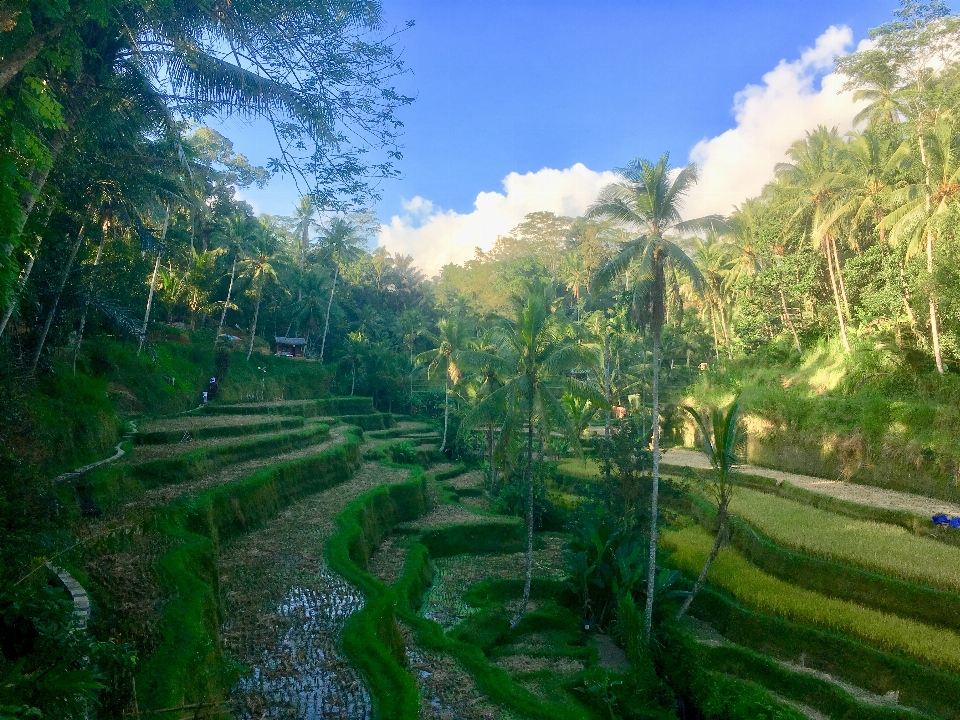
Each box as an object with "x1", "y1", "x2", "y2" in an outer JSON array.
[
  {"x1": 219, "y1": 461, "x2": 413, "y2": 720},
  {"x1": 663, "y1": 448, "x2": 960, "y2": 518}
]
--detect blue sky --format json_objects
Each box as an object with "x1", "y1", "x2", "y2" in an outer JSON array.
[{"x1": 222, "y1": 1, "x2": 896, "y2": 271}]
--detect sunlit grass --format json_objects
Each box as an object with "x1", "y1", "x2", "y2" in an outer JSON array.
[
  {"x1": 729, "y1": 488, "x2": 960, "y2": 593},
  {"x1": 663, "y1": 525, "x2": 960, "y2": 672},
  {"x1": 556, "y1": 458, "x2": 600, "y2": 479}
]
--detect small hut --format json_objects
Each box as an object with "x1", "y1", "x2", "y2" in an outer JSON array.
[{"x1": 274, "y1": 336, "x2": 306, "y2": 357}]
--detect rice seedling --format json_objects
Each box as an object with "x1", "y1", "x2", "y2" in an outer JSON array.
[{"x1": 663, "y1": 526, "x2": 960, "y2": 672}]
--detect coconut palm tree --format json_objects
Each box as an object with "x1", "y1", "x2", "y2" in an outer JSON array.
[
  {"x1": 292, "y1": 195, "x2": 316, "y2": 301},
  {"x1": 214, "y1": 212, "x2": 260, "y2": 346},
  {"x1": 689, "y1": 234, "x2": 736, "y2": 359},
  {"x1": 676, "y1": 397, "x2": 741, "y2": 619},
  {"x1": 317, "y1": 217, "x2": 367, "y2": 362},
  {"x1": 588, "y1": 153, "x2": 711, "y2": 643},
  {"x1": 417, "y1": 315, "x2": 473, "y2": 453},
  {"x1": 463, "y1": 279, "x2": 603, "y2": 626},
  {"x1": 240, "y1": 242, "x2": 282, "y2": 360},
  {"x1": 884, "y1": 115, "x2": 960, "y2": 373}
]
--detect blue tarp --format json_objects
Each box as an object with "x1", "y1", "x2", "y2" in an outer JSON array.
[{"x1": 932, "y1": 514, "x2": 960, "y2": 528}]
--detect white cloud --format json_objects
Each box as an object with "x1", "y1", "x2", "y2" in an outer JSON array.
[
  {"x1": 378, "y1": 26, "x2": 871, "y2": 274},
  {"x1": 686, "y1": 26, "x2": 869, "y2": 219},
  {"x1": 377, "y1": 164, "x2": 616, "y2": 276}
]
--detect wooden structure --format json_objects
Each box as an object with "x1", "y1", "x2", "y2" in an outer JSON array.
[{"x1": 274, "y1": 336, "x2": 306, "y2": 357}]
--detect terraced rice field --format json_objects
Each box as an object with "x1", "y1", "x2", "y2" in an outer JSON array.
[
  {"x1": 663, "y1": 525, "x2": 960, "y2": 673},
  {"x1": 729, "y1": 487, "x2": 960, "y2": 592},
  {"x1": 220, "y1": 462, "x2": 412, "y2": 719}
]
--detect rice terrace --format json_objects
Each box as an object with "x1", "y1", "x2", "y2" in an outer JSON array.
[{"x1": 8, "y1": 1, "x2": 960, "y2": 719}]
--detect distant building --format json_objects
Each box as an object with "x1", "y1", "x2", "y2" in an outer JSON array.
[{"x1": 274, "y1": 337, "x2": 307, "y2": 357}]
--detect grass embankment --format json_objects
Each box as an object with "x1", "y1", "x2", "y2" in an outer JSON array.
[
  {"x1": 699, "y1": 642, "x2": 931, "y2": 720},
  {"x1": 664, "y1": 526, "x2": 960, "y2": 674},
  {"x1": 685, "y1": 340, "x2": 960, "y2": 501},
  {"x1": 324, "y1": 466, "x2": 431, "y2": 720},
  {"x1": 83, "y1": 422, "x2": 332, "y2": 512},
  {"x1": 205, "y1": 396, "x2": 375, "y2": 416},
  {"x1": 323, "y1": 460, "x2": 636, "y2": 720},
  {"x1": 135, "y1": 428, "x2": 363, "y2": 712},
  {"x1": 136, "y1": 415, "x2": 305, "y2": 444}
]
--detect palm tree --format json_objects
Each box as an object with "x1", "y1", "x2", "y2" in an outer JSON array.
[
  {"x1": 676, "y1": 398, "x2": 741, "y2": 618},
  {"x1": 214, "y1": 212, "x2": 260, "y2": 346},
  {"x1": 317, "y1": 217, "x2": 366, "y2": 362},
  {"x1": 240, "y1": 242, "x2": 282, "y2": 361},
  {"x1": 417, "y1": 315, "x2": 473, "y2": 453},
  {"x1": 399, "y1": 309, "x2": 428, "y2": 411},
  {"x1": 777, "y1": 127, "x2": 853, "y2": 353},
  {"x1": 884, "y1": 116, "x2": 960, "y2": 373},
  {"x1": 370, "y1": 246, "x2": 394, "y2": 290},
  {"x1": 588, "y1": 153, "x2": 710, "y2": 643},
  {"x1": 463, "y1": 279, "x2": 601, "y2": 626},
  {"x1": 292, "y1": 195, "x2": 316, "y2": 301},
  {"x1": 689, "y1": 234, "x2": 736, "y2": 359}
]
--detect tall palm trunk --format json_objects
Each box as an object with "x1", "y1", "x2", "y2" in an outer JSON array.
[
  {"x1": 823, "y1": 241, "x2": 851, "y2": 353},
  {"x1": 1, "y1": 203, "x2": 55, "y2": 339},
  {"x1": 603, "y1": 332, "x2": 612, "y2": 480},
  {"x1": 487, "y1": 424, "x2": 496, "y2": 491},
  {"x1": 927, "y1": 229, "x2": 944, "y2": 373},
  {"x1": 138, "y1": 208, "x2": 169, "y2": 356},
  {"x1": 138, "y1": 250, "x2": 161, "y2": 355},
  {"x1": 830, "y1": 236, "x2": 851, "y2": 320},
  {"x1": 916, "y1": 118, "x2": 944, "y2": 374},
  {"x1": 779, "y1": 287, "x2": 802, "y2": 354},
  {"x1": 677, "y1": 495, "x2": 729, "y2": 618},
  {"x1": 709, "y1": 306, "x2": 720, "y2": 361},
  {"x1": 30, "y1": 227, "x2": 84, "y2": 374},
  {"x1": 246, "y1": 295, "x2": 262, "y2": 360},
  {"x1": 73, "y1": 233, "x2": 106, "y2": 373},
  {"x1": 644, "y1": 335, "x2": 661, "y2": 642},
  {"x1": 716, "y1": 298, "x2": 733, "y2": 359},
  {"x1": 440, "y1": 377, "x2": 449, "y2": 452},
  {"x1": 319, "y1": 264, "x2": 339, "y2": 362},
  {"x1": 409, "y1": 347, "x2": 415, "y2": 412},
  {"x1": 512, "y1": 408, "x2": 536, "y2": 629},
  {"x1": 216, "y1": 253, "x2": 238, "y2": 345}
]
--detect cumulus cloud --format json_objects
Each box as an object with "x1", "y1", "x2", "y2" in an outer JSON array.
[
  {"x1": 377, "y1": 164, "x2": 616, "y2": 276},
  {"x1": 378, "y1": 26, "x2": 870, "y2": 274},
  {"x1": 685, "y1": 26, "x2": 869, "y2": 219}
]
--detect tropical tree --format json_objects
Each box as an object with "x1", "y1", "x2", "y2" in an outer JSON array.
[
  {"x1": 317, "y1": 217, "x2": 367, "y2": 362},
  {"x1": 214, "y1": 212, "x2": 260, "y2": 345},
  {"x1": 884, "y1": 115, "x2": 960, "y2": 371},
  {"x1": 689, "y1": 234, "x2": 736, "y2": 359},
  {"x1": 463, "y1": 280, "x2": 602, "y2": 626},
  {"x1": 240, "y1": 241, "x2": 283, "y2": 361},
  {"x1": 417, "y1": 315, "x2": 473, "y2": 453},
  {"x1": 777, "y1": 127, "x2": 854, "y2": 352},
  {"x1": 292, "y1": 195, "x2": 316, "y2": 299},
  {"x1": 588, "y1": 153, "x2": 711, "y2": 643},
  {"x1": 676, "y1": 398, "x2": 741, "y2": 618}
]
